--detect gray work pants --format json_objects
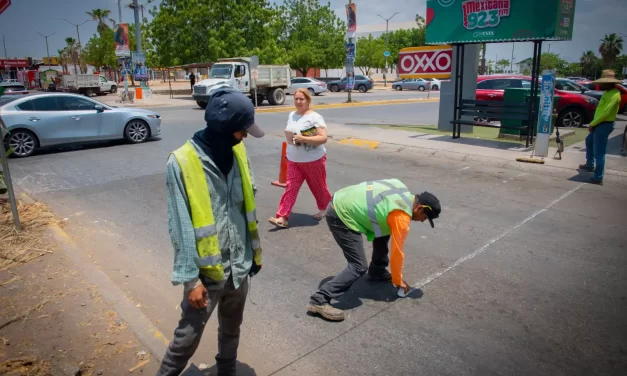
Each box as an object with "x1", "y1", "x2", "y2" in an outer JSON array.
[
  {"x1": 310, "y1": 204, "x2": 390, "y2": 305},
  {"x1": 157, "y1": 276, "x2": 248, "y2": 376}
]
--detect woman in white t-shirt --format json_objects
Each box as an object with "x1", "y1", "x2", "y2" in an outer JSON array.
[{"x1": 269, "y1": 88, "x2": 332, "y2": 228}]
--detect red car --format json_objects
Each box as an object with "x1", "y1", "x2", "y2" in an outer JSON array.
[
  {"x1": 476, "y1": 75, "x2": 599, "y2": 128},
  {"x1": 581, "y1": 82, "x2": 627, "y2": 114}
]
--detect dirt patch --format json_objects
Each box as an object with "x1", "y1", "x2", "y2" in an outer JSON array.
[{"x1": 0, "y1": 201, "x2": 159, "y2": 375}]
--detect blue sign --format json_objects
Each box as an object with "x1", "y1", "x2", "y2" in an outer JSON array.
[
  {"x1": 345, "y1": 42, "x2": 356, "y2": 62},
  {"x1": 537, "y1": 71, "x2": 555, "y2": 135},
  {"x1": 384, "y1": 51, "x2": 391, "y2": 57}
]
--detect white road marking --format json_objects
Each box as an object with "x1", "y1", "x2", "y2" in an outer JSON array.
[
  {"x1": 459, "y1": 166, "x2": 470, "y2": 171},
  {"x1": 413, "y1": 183, "x2": 584, "y2": 289}
]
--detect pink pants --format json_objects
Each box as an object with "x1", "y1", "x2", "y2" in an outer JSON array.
[{"x1": 276, "y1": 155, "x2": 332, "y2": 219}]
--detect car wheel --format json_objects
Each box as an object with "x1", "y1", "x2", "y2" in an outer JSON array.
[
  {"x1": 432, "y1": 85, "x2": 439, "y2": 91},
  {"x1": 418, "y1": 86, "x2": 426, "y2": 91},
  {"x1": 358, "y1": 85, "x2": 367, "y2": 93},
  {"x1": 197, "y1": 101, "x2": 207, "y2": 109},
  {"x1": 331, "y1": 84, "x2": 340, "y2": 92},
  {"x1": 268, "y1": 88, "x2": 285, "y2": 105},
  {"x1": 558, "y1": 108, "x2": 585, "y2": 128},
  {"x1": 110, "y1": 85, "x2": 117, "y2": 93},
  {"x1": 6, "y1": 129, "x2": 38, "y2": 158},
  {"x1": 394, "y1": 85, "x2": 402, "y2": 91},
  {"x1": 124, "y1": 120, "x2": 150, "y2": 144},
  {"x1": 308, "y1": 88, "x2": 315, "y2": 96}
]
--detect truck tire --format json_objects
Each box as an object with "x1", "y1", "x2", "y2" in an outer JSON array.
[
  {"x1": 251, "y1": 95, "x2": 264, "y2": 105},
  {"x1": 110, "y1": 85, "x2": 117, "y2": 93},
  {"x1": 85, "y1": 88, "x2": 95, "y2": 97},
  {"x1": 268, "y1": 88, "x2": 285, "y2": 105},
  {"x1": 197, "y1": 101, "x2": 207, "y2": 109}
]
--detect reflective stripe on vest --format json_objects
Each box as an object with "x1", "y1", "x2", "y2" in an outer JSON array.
[
  {"x1": 171, "y1": 141, "x2": 262, "y2": 282},
  {"x1": 365, "y1": 180, "x2": 412, "y2": 238}
]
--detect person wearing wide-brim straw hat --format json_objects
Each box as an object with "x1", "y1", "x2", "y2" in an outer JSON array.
[{"x1": 578, "y1": 70, "x2": 622, "y2": 185}]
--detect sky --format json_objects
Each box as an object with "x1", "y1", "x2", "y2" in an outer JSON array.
[{"x1": 1, "y1": 0, "x2": 626, "y2": 65}]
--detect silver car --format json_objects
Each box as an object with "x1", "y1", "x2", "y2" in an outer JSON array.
[
  {"x1": 285, "y1": 77, "x2": 328, "y2": 96},
  {"x1": 392, "y1": 78, "x2": 431, "y2": 91},
  {"x1": 1, "y1": 93, "x2": 161, "y2": 158}
]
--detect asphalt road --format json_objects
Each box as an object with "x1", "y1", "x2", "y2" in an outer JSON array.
[{"x1": 9, "y1": 105, "x2": 627, "y2": 376}]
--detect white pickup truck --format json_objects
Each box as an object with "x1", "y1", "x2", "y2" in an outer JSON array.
[
  {"x1": 60, "y1": 75, "x2": 118, "y2": 97},
  {"x1": 193, "y1": 57, "x2": 291, "y2": 108}
]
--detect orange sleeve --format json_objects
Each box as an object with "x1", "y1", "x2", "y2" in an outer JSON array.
[{"x1": 387, "y1": 210, "x2": 411, "y2": 288}]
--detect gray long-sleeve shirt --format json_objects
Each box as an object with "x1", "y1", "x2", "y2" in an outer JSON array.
[{"x1": 165, "y1": 140, "x2": 256, "y2": 290}]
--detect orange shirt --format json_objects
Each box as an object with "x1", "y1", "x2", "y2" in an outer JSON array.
[{"x1": 387, "y1": 210, "x2": 411, "y2": 288}]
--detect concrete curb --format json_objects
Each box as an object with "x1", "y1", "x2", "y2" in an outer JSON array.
[
  {"x1": 45, "y1": 223, "x2": 170, "y2": 361},
  {"x1": 14, "y1": 188, "x2": 172, "y2": 363}
]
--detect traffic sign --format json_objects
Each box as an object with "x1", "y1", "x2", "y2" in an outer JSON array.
[
  {"x1": 250, "y1": 55, "x2": 259, "y2": 69},
  {"x1": 384, "y1": 51, "x2": 391, "y2": 57},
  {"x1": 251, "y1": 69, "x2": 259, "y2": 81},
  {"x1": 0, "y1": 0, "x2": 11, "y2": 16}
]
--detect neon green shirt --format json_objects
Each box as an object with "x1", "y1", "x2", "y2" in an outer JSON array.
[{"x1": 590, "y1": 88, "x2": 621, "y2": 127}]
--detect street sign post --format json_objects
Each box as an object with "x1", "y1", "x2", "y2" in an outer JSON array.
[
  {"x1": 251, "y1": 55, "x2": 259, "y2": 107},
  {"x1": 534, "y1": 70, "x2": 556, "y2": 158}
]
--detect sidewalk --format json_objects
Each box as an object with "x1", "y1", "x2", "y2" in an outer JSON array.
[
  {"x1": 329, "y1": 121, "x2": 627, "y2": 185},
  {"x1": 0, "y1": 199, "x2": 160, "y2": 375}
]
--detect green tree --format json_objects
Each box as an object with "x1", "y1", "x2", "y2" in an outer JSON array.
[
  {"x1": 612, "y1": 55, "x2": 627, "y2": 79},
  {"x1": 580, "y1": 50, "x2": 598, "y2": 78},
  {"x1": 147, "y1": 0, "x2": 285, "y2": 68},
  {"x1": 277, "y1": 0, "x2": 345, "y2": 76},
  {"x1": 64, "y1": 37, "x2": 80, "y2": 75},
  {"x1": 354, "y1": 34, "x2": 385, "y2": 76},
  {"x1": 86, "y1": 8, "x2": 114, "y2": 36},
  {"x1": 387, "y1": 27, "x2": 426, "y2": 72},
  {"x1": 57, "y1": 48, "x2": 69, "y2": 75},
  {"x1": 562, "y1": 62, "x2": 583, "y2": 78},
  {"x1": 82, "y1": 28, "x2": 118, "y2": 77},
  {"x1": 496, "y1": 59, "x2": 510, "y2": 72},
  {"x1": 539, "y1": 52, "x2": 567, "y2": 73},
  {"x1": 599, "y1": 33, "x2": 624, "y2": 68}
]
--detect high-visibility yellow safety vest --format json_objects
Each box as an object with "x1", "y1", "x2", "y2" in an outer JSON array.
[{"x1": 171, "y1": 141, "x2": 262, "y2": 281}]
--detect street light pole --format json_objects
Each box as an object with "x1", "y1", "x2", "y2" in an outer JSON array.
[
  {"x1": 347, "y1": 0, "x2": 353, "y2": 103},
  {"x1": 118, "y1": 0, "x2": 123, "y2": 24},
  {"x1": 36, "y1": 32, "x2": 55, "y2": 70},
  {"x1": 378, "y1": 12, "x2": 399, "y2": 88},
  {"x1": 133, "y1": 0, "x2": 142, "y2": 53},
  {"x1": 63, "y1": 19, "x2": 90, "y2": 75}
]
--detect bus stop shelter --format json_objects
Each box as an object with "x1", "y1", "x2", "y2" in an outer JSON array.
[{"x1": 426, "y1": 0, "x2": 576, "y2": 147}]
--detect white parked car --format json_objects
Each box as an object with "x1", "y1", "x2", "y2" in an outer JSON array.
[
  {"x1": 425, "y1": 78, "x2": 442, "y2": 90},
  {"x1": 285, "y1": 77, "x2": 328, "y2": 96}
]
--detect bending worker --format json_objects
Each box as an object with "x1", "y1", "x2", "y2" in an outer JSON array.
[
  {"x1": 157, "y1": 87, "x2": 264, "y2": 376},
  {"x1": 308, "y1": 179, "x2": 441, "y2": 321}
]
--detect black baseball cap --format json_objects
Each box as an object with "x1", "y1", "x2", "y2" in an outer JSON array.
[{"x1": 416, "y1": 192, "x2": 441, "y2": 228}]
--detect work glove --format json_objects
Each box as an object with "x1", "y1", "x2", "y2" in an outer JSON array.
[{"x1": 249, "y1": 263, "x2": 262, "y2": 277}]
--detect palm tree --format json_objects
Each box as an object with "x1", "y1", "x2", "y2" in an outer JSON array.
[
  {"x1": 86, "y1": 8, "x2": 113, "y2": 36},
  {"x1": 65, "y1": 37, "x2": 79, "y2": 75},
  {"x1": 580, "y1": 50, "x2": 598, "y2": 78},
  {"x1": 599, "y1": 33, "x2": 624, "y2": 68},
  {"x1": 57, "y1": 48, "x2": 69, "y2": 75}
]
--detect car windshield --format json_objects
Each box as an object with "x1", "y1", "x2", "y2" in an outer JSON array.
[{"x1": 209, "y1": 64, "x2": 233, "y2": 79}]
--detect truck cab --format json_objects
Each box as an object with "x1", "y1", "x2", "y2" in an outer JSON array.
[{"x1": 193, "y1": 57, "x2": 291, "y2": 109}]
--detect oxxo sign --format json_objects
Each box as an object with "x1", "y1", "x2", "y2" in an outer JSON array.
[{"x1": 398, "y1": 45, "x2": 452, "y2": 79}]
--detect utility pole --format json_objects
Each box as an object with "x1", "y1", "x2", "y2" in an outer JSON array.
[
  {"x1": 36, "y1": 32, "x2": 55, "y2": 70},
  {"x1": 2, "y1": 35, "x2": 7, "y2": 58},
  {"x1": 132, "y1": 0, "x2": 142, "y2": 53},
  {"x1": 510, "y1": 43, "x2": 514, "y2": 73},
  {"x1": 378, "y1": 12, "x2": 399, "y2": 88},
  {"x1": 118, "y1": 0, "x2": 123, "y2": 24}
]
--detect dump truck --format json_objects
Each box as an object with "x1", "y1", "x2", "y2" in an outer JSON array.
[
  {"x1": 192, "y1": 57, "x2": 291, "y2": 108},
  {"x1": 60, "y1": 75, "x2": 118, "y2": 97}
]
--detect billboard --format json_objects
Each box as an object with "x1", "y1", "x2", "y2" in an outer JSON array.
[
  {"x1": 426, "y1": 0, "x2": 576, "y2": 44},
  {"x1": 0, "y1": 59, "x2": 29, "y2": 68},
  {"x1": 132, "y1": 52, "x2": 147, "y2": 80},
  {"x1": 398, "y1": 45, "x2": 453, "y2": 79},
  {"x1": 345, "y1": 3, "x2": 356, "y2": 38},
  {"x1": 114, "y1": 23, "x2": 130, "y2": 57}
]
